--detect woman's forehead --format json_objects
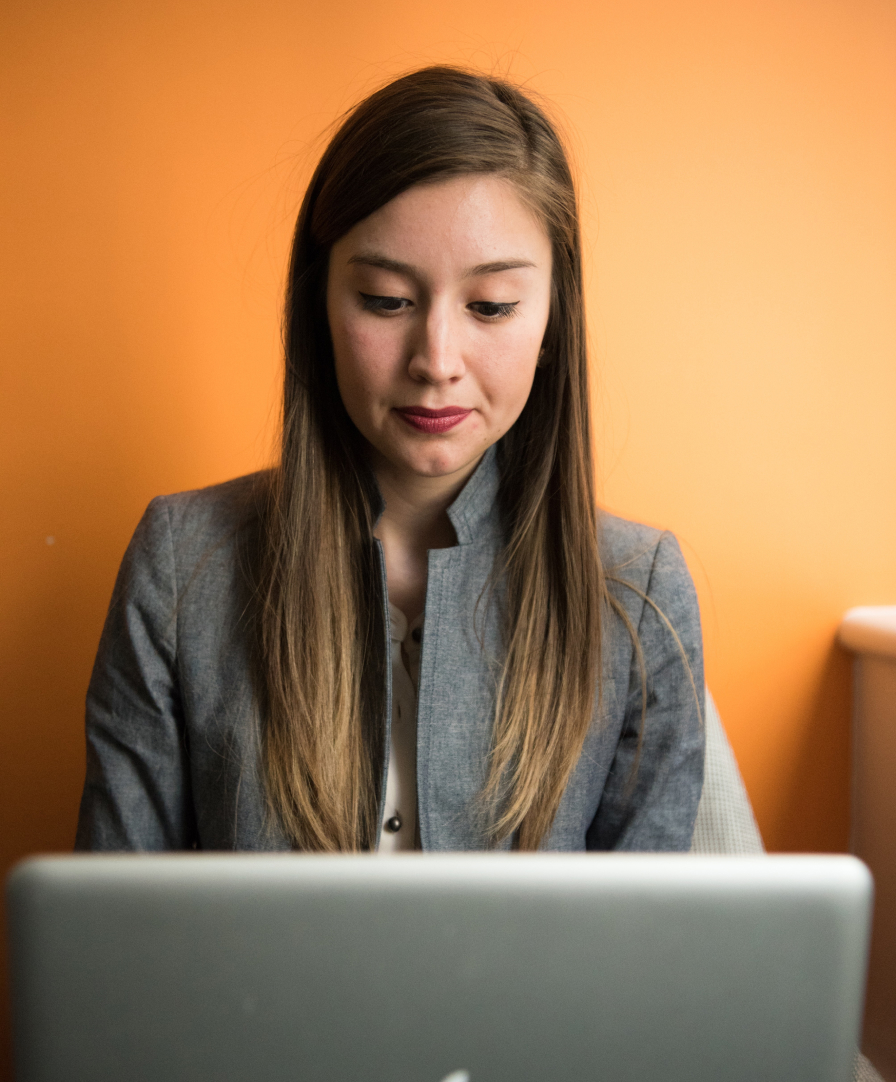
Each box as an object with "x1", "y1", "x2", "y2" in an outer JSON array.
[{"x1": 330, "y1": 175, "x2": 551, "y2": 279}]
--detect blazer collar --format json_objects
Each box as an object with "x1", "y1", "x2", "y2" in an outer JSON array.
[
  {"x1": 446, "y1": 444, "x2": 500, "y2": 546},
  {"x1": 370, "y1": 444, "x2": 501, "y2": 547}
]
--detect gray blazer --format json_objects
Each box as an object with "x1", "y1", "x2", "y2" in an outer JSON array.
[{"x1": 75, "y1": 449, "x2": 705, "y2": 852}]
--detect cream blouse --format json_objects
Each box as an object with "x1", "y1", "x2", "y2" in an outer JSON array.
[{"x1": 377, "y1": 603, "x2": 423, "y2": 852}]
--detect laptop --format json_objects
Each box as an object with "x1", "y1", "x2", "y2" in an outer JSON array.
[{"x1": 6, "y1": 853, "x2": 871, "y2": 1082}]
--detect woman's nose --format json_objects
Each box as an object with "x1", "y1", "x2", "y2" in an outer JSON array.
[{"x1": 406, "y1": 307, "x2": 466, "y2": 384}]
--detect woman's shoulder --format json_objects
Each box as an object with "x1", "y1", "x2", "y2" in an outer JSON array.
[
  {"x1": 597, "y1": 508, "x2": 697, "y2": 615},
  {"x1": 135, "y1": 470, "x2": 270, "y2": 556},
  {"x1": 115, "y1": 472, "x2": 271, "y2": 605},
  {"x1": 598, "y1": 508, "x2": 668, "y2": 573},
  {"x1": 151, "y1": 470, "x2": 270, "y2": 529}
]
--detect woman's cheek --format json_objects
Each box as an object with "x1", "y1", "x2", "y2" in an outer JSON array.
[
  {"x1": 346, "y1": 320, "x2": 404, "y2": 377},
  {"x1": 479, "y1": 335, "x2": 539, "y2": 389}
]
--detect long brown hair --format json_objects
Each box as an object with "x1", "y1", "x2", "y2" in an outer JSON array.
[{"x1": 259, "y1": 66, "x2": 605, "y2": 851}]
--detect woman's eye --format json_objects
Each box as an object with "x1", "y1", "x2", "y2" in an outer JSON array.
[
  {"x1": 470, "y1": 301, "x2": 519, "y2": 320},
  {"x1": 359, "y1": 293, "x2": 410, "y2": 315}
]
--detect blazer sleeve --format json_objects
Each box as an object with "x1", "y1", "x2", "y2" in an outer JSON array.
[
  {"x1": 74, "y1": 498, "x2": 199, "y2": 850},
  {"x1": 586, "y1": 531, "x2": 705, "y2": 851}
]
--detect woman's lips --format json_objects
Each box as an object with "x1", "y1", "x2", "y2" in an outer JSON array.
[{"x1": 394, "y1": 407, "x2": 472, "y2": 434}]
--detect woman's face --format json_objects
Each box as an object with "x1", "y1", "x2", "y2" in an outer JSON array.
[{"x1": 326, "y1": 174, "x2": 553, "y2": 491}]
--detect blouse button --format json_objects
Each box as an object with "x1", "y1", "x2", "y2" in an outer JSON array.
[
  {"x1": 411, "y1": 627, "x2": 422, "y2": 644},
  {"x1": 385, "y1": 815, "x2": 402, "y2": 833}
]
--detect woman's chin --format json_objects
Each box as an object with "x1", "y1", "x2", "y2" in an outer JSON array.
[{"x1": 382, "y1": 442, "x2": 488, "y2": 486}]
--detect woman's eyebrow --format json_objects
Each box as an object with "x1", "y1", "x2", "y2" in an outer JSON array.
[
  {"x1": 347, "y1": 254, "x2": 413, "y2": 275},
  {"x1": 346, "y1": 253, "x2": 538, "y2": 278},
  {"x1": 465, "y1": 259, "x2": 537, "y2": 277}
]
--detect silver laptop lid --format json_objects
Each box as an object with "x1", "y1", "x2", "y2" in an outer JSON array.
[{"x1": 7, "y1": 853, "x2": 871, "y2": 1082}]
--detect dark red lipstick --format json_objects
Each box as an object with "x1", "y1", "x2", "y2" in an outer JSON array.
[{"x1": 394, "y1": 406, "x2": 472, "y2": 434}]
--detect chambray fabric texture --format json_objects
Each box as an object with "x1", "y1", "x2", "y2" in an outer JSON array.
[{"x1": 75, "y1": 448, "x2": 705, "y2": 852}]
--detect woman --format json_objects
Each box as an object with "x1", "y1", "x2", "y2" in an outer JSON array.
[{"x1": 75, "y1": 66, "x2": 704, "y2": 854}]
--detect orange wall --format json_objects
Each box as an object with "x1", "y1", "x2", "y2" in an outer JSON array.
[{"x1": 2, "y1": 0, "x2": 895, "y2": 1072}]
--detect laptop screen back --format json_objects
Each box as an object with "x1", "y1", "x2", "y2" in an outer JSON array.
[{"x1": 6, "y1": 853, "x2": 872, "y2": 1082}]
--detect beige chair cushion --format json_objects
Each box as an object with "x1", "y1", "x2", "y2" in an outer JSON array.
[{"x1": 691, "y1": 689, "x2": 764, "y2": 854}]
